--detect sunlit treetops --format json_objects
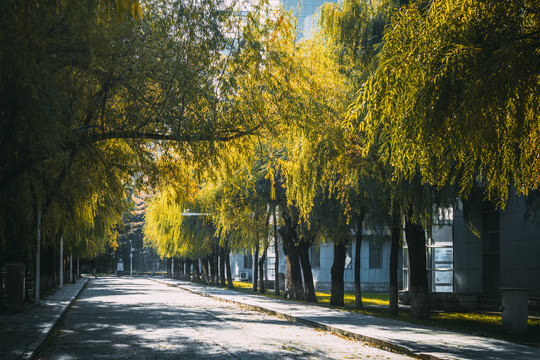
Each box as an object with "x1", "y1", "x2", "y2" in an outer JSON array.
[{"x1": 352, "y1": 0, "x2": 540, "y2": 206}]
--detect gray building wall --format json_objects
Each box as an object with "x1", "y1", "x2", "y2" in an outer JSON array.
[
  {"x1": 450, "y1": 194, "x2": 540, "y2": 309},
  {"x1": 453, "y1": 205, "x2": 483, "y2": 295},
  {"x1": 498, "y1": 196, "x2": 540, "y2": 297}
]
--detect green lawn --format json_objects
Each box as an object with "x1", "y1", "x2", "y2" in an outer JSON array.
[{"x1": 230, "y1": 281, "x2": 540, "y2": 344}]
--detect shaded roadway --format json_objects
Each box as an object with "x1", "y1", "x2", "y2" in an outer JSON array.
[{"x1": 34, "y1": 277, "x2": 413, "y2": 360}]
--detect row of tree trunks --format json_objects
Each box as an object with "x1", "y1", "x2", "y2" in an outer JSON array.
[{"x1": 166, "y1": 242, "x2": 233, "y2": 288}]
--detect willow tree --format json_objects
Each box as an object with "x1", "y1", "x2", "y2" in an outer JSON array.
[
  {"x1": 0, "y1": 0, "x2": 264, "y2": 267},
  {"x1": 356, "y1": 0, "x2": 540, "y2": 206},
  {"x1": 144, "y1": 185, "x2": 216, "y2": 282}
]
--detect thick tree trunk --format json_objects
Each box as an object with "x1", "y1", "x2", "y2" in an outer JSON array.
[
  {"x1": 389, "y1": 231, "x2": 400, "y2": 315},
  {"x1": 174, "y1": 258, "x2": 179, "y2": 279},
  {"x1": 298, "y1": 241, "x2": 317, "y2": 302},
  {"x1": 219, "y1": 246, "x2": 226, "y2": 287},
  {"x1": 194, "y1": 259, "x2": 201, "y2": 283},
  {"x1": 225, "y1": 244, "x2": 234, "y2": 289},
  {"x1": 330, "y1": 241, "x2": 347, "y2": 306},
  {"x1": 405, "y1": 219, "x2": 430, "y2": 319},
  {"x1": 273, "y1": 207, "x2": 280, "y2": 296},
  {"x1": 252, "y1": 244, "x2": 259, "y2": 291},
  {"x1": 258, "y1": 246, "x2": 267, "y2": 294},
  {"x1": 279, "y1": 208, "x2": 304, "y2": 300},
  {"x1": 389, "y1": 212, "x2": 401, "y2": 316},
  {"x1": 354, "y1": 213, "x2": 364, "y2": 309},
  {"x1": 167, "y1": 258, "x2": 172, "y2": 278},
  {"x1": 280, "y1": 230, "x2": 304, "y2": 300}
]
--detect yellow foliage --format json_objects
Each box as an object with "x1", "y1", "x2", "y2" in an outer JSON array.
[{"x1": 116, "y1": 0, "x2": 142, "y2": 19}]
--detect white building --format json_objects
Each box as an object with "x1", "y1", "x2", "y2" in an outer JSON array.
[{"x1": 229, "y1": 229, "x2": 401, "y2": 293}]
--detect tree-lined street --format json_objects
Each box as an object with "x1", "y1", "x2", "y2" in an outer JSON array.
[{"x1": 35, "y1": 277, "x2": 411, "y2": 359}]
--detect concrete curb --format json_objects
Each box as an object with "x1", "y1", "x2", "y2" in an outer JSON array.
[
  {"x1": 149, "y1": 278, "x2": 454, "y2": 360},
  {"x1": 19, "y1": 277, "x2": 90, "y2": 360}
]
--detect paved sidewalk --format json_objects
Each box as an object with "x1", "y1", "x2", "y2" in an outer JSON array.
[
  {"x1": 151, "y1": 277, "x2": 540, "y2": 360},
  {"x1": 0, "y1": 277, "x2": 88, "y2": 360}
]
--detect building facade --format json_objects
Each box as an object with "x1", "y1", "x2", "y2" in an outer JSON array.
[
  {"x1": 400, "y1": 196, "x2": 540, "y2": 312},
  {"x1": 229, "y1": 230, "x2": 402, "y2": 293}
]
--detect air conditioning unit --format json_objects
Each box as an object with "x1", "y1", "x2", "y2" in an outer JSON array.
[{"x1": 240, "y1": 271, "x2": 249, "y2": 281}]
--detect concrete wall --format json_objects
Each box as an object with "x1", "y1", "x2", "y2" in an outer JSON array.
[
  {"x1": 453, "y1": 205, "x2": 483, "y2": 295},
  {"x1": 452, "y1": 195, "x2": 540, "y2": 299},
  {"x1": 499, "y1": 196, "x2": 540, "y2": 298}
]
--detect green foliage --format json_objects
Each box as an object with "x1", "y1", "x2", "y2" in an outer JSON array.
[
  {"x1": 0, "y1": 0, "x2": 256, "y2": 260},
  {"x1": 144, "y1": 186, "x2": 214, "y2": 259},
  {"x1": 354, "y1": 0, "x2": 540, "y2": 206}
]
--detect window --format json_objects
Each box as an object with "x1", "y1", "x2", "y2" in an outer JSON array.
[
  {"x1": 309, "y1": 245, "x2": 320, "y2": 269},
  {"x1": 369, "y1": 237, "x2": 382, "y2": 269},
  {"x1": 428, "y1": 207, "x2": 454, "y2": 292},
  {"x1": 402, "y1": 246, "x2": 409, "y2": 290},
  {"x1": 243, "y1": 253, "x2": 252, "y2": 269}
]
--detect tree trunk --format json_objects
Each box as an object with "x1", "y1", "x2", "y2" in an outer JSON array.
[
  {"x1": 173, "y1": 258, "x2": 178, "y2": 279},
  {"x1": 298, "y1": 241, "x2": 317, "y2": 302},
  {"x1": 167, "y1": 258, "x2": 172, "y2": 278},
  {"x1": 186, "y1": 259, "x2": 192, "y2": 281},
  {"x1": 213, "y1": 248, "x2": 219, "y2": 284},
  {"x1": 280, "y1": 228, "x2": 304, "y2": 300},
  {"x1": 208, "y1": 252, "x2": 215, "y2": 284},
  {"x1": 195, "y1": 259, "x2": 202, "y2": 283},
  {"x1": 219, "y1": 246, "x2": 226, "y2": 287},
  {"x1": 201, "y1": 257, "x2": 210, "y2": 284},
  {"x1": 273, "y1": 206, "x2": 280, "y2": 296},
  {"x1": 179, "y1": 258, "x2": 185, "y2": 279},
  {"x1": 252, "y1": 244, "x2": 259, "y2": 292},
  {"x1": 405, "y1": 219, "x2": 430, "y2": 319},
  {"x1": 225, "y1": 244, "x2": 234, "y2": 289},
  {"x1": 389, "y1": 209, "x2": 401, "y2": 316},
  {"x1": 259, "y1": 246, "x2": 267, "y2": 294},
  {"x1": 354, "y1": 213, "x2": 364, "y2": 309},
  {"x1": 330, "y1": 241, "x2": 347, "y2": 306}
]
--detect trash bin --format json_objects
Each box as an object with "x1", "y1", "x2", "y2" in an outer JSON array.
[
  {"x1": 501, "y1": 288, "x2": 528, "y2": 333},
  {"x1": 117, "y1": 261, "x2": 124, "y2": 277},
  {"x1": 5, "y1": 262, "x2": 25, "y2": 312}
]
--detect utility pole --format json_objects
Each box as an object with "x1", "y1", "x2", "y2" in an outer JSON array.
[
  {"x1": 35, "y1": 211, "x2": 41, "y2": 304},
  {"x1": 59, "y1": 236, "x2": 64, "y2": 288},
  {"x1": 69, "y1": 255, "x2": 73, "y2": 283}
]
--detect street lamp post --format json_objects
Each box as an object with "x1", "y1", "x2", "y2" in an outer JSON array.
[{"x1": 129, "y1": 240, "x2": 133, "y2": 276}]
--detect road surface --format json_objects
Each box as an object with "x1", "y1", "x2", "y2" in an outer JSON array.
[{"x1": 36, "y1": 277, "x2": 413, "y2": 359}]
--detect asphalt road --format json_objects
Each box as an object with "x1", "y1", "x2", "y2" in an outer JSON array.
[{"x1": 35, "y1": 277, "x2": 413, "y2": 360}]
